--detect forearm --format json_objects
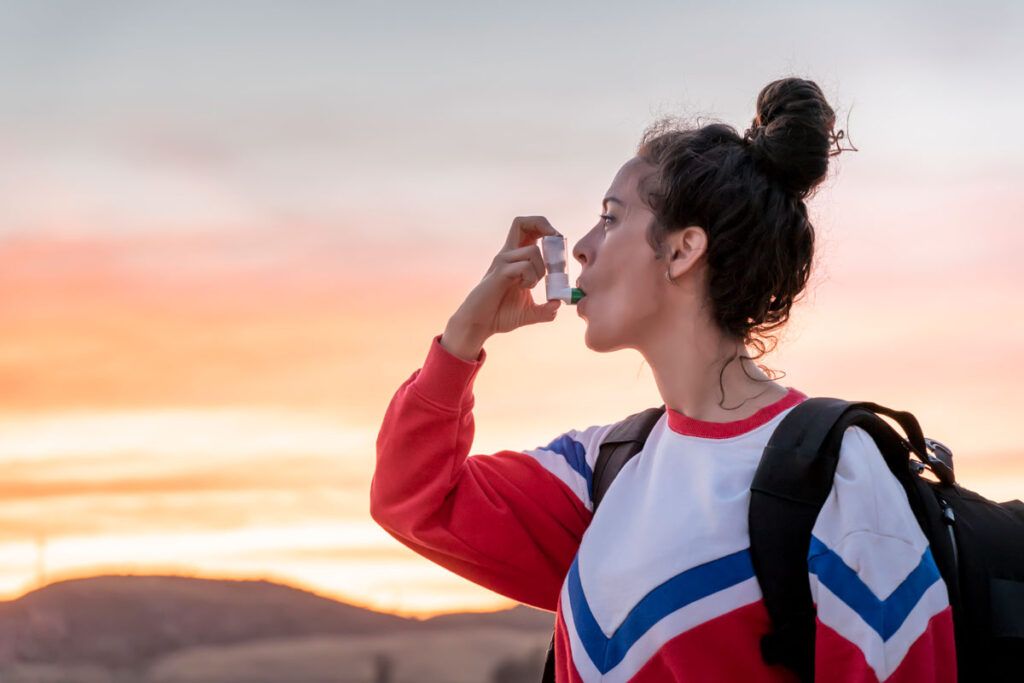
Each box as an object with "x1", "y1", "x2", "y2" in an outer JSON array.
[
  {"x1": 370, "y1": 335, "x2": 482, "y2": 528},
  {"x1": 440, "y1": 315, "x2": 489, "y2": 363}
]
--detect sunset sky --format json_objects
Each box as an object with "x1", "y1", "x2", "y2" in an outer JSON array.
[{"x1": 1, "y1": 1, "x2": 1023, "y2": 618}]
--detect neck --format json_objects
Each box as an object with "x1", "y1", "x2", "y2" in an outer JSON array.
[{"x1": 637, "y1": 309, "x2": 787, "y2": 423}]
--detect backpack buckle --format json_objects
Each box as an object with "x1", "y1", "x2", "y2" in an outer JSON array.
[{"x1": 924, "y1": 438, "x2": 955, "y2": 486}]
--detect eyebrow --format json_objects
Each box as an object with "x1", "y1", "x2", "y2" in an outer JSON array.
[{"x1": 603, "y1": 196, "x2": 624, "y2": 207}]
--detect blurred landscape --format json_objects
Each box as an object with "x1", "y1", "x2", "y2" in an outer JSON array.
[{"x1": 0, "y1": 576, "x2": 553, "y2": 683}]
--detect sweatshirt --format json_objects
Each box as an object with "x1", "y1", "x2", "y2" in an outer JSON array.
[{"x1": 370, "y1": 335, "x2": 957, "y2": 682}]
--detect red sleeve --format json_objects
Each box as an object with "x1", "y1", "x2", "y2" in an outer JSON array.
[{"x1": 370, "y1": 334, "x2": 593, "y2": 612}]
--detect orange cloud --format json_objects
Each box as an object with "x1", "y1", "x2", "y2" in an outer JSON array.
[{"x1": 0, "y1": 229, "x2": 463, "y2": 416}]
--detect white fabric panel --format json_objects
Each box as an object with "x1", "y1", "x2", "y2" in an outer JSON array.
[
  {"x1": 812, "y1": 427, "x2": 931, "y2": 599},
  {"x1": 578, "y1": 408, "x2": 797, "y2": 637}
]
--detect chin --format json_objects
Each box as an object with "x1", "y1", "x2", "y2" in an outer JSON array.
[{"x1": 583, "y1": 323, "x2": 629, "y2": 353}]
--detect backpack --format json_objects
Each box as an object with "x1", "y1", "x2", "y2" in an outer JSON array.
[{"x1": 539, "y1": 398, "x2": 1024, "y2": 682}]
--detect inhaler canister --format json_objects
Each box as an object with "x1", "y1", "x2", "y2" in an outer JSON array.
[{"x1": 541, "y1": 235, "x2": 585, "y2": 304}]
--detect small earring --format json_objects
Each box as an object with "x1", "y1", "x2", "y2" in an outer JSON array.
[{"x1": 664, "y1": 269, "x2": 677, "y2": 285}]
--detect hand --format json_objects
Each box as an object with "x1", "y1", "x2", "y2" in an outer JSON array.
[{"x1": 442, "y1": 216, "x2": 563, "y2": 359}]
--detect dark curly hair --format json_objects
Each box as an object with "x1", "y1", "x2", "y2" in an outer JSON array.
[{"x1": 636, "y1": 77, "x2": 838, "y2": 367}]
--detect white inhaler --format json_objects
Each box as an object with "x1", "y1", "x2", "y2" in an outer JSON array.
[{"x1": 540, "y1": 235, "x2": 585, "y2": 304}]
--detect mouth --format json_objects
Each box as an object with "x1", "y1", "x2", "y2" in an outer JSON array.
[{"x1": 573, "y1": 280, "x2": 588, "y2": 314}]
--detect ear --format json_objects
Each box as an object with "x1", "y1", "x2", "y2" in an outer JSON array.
[{"x1": 664, "y1": 226, "x2": 708, "y2": 281}]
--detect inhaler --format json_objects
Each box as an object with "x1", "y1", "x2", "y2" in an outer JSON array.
[{"x1": 540, "y1": 235, "x2": 585, "y2": 304}]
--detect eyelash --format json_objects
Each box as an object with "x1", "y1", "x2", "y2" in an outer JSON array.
[{"x1": 600, "y1": 213, "x2": 614, "y2": 226}]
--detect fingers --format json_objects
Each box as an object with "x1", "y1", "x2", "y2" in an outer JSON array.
[
  {"x1": 503, "y1": 216, "x2": 560, "y2": 251},
  {"x1": 499, "y1": 259, "x2": 544, "y2": 289},
  {"x1": 495, "y1": 245, "x2": 546, "y2": 281},
  {"x1": 499, "y1": 244, "x2": 548, "y2": 278}
]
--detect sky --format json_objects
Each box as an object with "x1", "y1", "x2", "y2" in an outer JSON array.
[{"x1": 1, "y1": 0, "x2": 1023, "y2": 618}]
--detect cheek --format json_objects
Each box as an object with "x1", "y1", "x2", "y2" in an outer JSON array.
[
  {"x1": 611, "y1": 264, "x2": 662, "y2": 312},
  {"x1": 610, "y1": 288, "x2": 661, "y2": 326},
  {"x1": 586, "y1": 271, "x2": 662, "y2": 339}
]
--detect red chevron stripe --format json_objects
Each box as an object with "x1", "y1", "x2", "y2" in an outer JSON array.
[
  {"x1": 814, "y1": 606, "x2": 956, "y2": 682},
  {"x1": 556, "y1": 599, "x2": 799, "y2": 682}
]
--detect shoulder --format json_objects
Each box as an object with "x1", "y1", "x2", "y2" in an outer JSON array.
[
  {"x1": 809, "y1": 426, "x2": 942, "y2": 632},
  {"x1": 517, "y1": 406, "x2": 666, "y2": 509},
  {"x1": 807, "y1": 428, "x2": 953, "y2": 679},
  {"x1": 524, "y1": 421, "x2": 619, "y2": 465},
  {"x1": 814, "y1": 426, "x2": 928, "y2": 551},
  {"x1": 516, "y1": 421, "x2": 621, "y2": 511},
  {"x1": 523, "y1": 406, "x2": 660, "y2": 473}
]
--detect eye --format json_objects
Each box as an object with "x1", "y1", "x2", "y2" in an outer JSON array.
[{"x1": 600, "y1": 213, "x2": 615, "y2": 227}]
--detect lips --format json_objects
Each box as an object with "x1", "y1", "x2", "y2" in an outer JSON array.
[{"x1": 574, "y1": 282, "x2": 588, "y2": 314}]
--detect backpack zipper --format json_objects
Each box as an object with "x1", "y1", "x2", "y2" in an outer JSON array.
[{"x1": 937, "y1": 494, "x2": 959, "y2": 578}]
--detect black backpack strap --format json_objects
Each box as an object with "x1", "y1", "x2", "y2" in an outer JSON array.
[
  {"x1": 749, "y1": 398, "x2": 851, "y2": 682},
  {"x1": 750, "y1": 397, "x2": 939, "y2": 682},
  {"x1": 592, "y1": 405, "x2": 667, "y2": 510},
  {"x1": 541, "y1": 405, "x2": 666, "y2": 683},
  {"x1": 541, "y1": 633, "x2": 557, "y2": 683}
]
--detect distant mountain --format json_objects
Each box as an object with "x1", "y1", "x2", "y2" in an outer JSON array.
[
  {"x1": 0, "y1": 575, "x2": 552, "y2": 670},
  {"x1": 421, "y1": 604, "x2": 553, "y2": 632}
]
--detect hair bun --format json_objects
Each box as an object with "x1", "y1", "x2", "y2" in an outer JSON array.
[{"x1": 745, "y1": 78, "x2": 836, "y2": 198}]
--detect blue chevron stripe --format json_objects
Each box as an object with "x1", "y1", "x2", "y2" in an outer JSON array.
[
  {"x1": 539, "y1": 434, "x2": 594, "y2": 502},
  {"x1": 808, "y1": 535, "x2": 941, "y2": 641},
  {"x1": 567, "y1": 548, "x2": 756, "y2": 674}
]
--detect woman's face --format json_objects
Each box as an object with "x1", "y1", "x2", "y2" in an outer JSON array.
[{"x1": 572, "y1": 157, "x2": 668, "y2": 352}]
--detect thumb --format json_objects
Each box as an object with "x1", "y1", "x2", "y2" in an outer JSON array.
[{"x1": 525, "y1": 299, "x2": 562, "y2": 325}]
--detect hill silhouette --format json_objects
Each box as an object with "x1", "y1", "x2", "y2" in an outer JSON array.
[{"x1": 0, "y1": 575, "x2": 552, "y2": 674}]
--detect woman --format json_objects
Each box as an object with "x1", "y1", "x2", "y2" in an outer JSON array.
[{"x1": 370, "y1": 78, "x2": 956, "y2": 682}]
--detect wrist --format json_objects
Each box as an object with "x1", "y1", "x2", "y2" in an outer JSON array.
[{"x1": 441, "y1": 317, "x2": 488, "y2": 362}]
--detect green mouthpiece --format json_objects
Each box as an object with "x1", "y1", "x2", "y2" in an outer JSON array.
[{"x1": 570, "y1": 288, "x2": 585, "y2": 304}]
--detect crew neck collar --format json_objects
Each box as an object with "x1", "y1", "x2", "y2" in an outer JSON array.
[{"x1": 665, "y1": 387, "x2": 807, "y2": 439}]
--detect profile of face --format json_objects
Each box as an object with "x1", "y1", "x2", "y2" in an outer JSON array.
[{"x1": 572, "y1": 157, "x2": 674, "y2": 353}]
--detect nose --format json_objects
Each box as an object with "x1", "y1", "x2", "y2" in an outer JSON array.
[{"x1": 572, "y1": 237, "x2": 588, "y2": 266}]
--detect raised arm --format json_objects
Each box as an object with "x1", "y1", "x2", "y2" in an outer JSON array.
[
  {"x1": 371, "y1": 334, "x2": 603, "y2": 611},
  {"x1": 372, "y1": 215, "x2": 596, "y2": 612}
]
